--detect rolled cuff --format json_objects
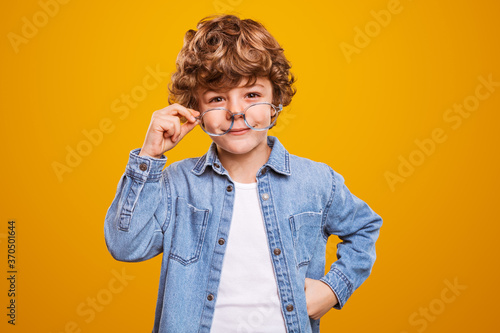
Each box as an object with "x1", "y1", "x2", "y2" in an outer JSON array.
[
  {"x1": 125, "y1": 148, "x2": 167, "y2": 182},
  {"x1": 320, "y1": 267, "x2": 353, "y2": 310}
]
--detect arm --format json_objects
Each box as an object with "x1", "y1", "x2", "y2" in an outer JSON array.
[
  {"x1": 104, "y1": 104, "x2": 199, "y2": 262},
  {"x1": 304, "y1": 277, "x2": 339, "y2": 320},
  {"x1": 104, "y1": 149, "x2": 170, "y2": 262},
  {"x1": 317, "y1": 169, "x2": 382, "y2": 311}
]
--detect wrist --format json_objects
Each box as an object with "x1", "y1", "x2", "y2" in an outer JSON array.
[{"x1": 138, "y1": 149, "x2": 163, "y2": 159}]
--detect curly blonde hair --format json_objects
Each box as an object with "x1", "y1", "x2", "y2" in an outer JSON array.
[{"x1": 168, "y1": 15, "x2": 296, "y2": 110}]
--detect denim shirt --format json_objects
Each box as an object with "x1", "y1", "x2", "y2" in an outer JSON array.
[{"x1": 104, "y1": 136, "x2": 382, "y2": 333}]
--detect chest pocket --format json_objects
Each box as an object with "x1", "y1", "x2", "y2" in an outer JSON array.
[
  {"x1": 169, "y1": 197, "x2": 209, "y2": 266},
  {"x1": 289, "y1": 211, "x2": 322, "y2": 268}
]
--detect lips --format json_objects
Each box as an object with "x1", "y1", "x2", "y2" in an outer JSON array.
[{"x1": 228, "y1": 128, "x2": 250, "y2": 135}]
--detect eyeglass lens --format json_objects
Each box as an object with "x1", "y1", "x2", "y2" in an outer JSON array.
[{"x1": 200, "y1": 104, "x2": 277, "y2": 135}]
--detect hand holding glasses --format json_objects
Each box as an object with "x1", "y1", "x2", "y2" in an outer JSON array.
[{"x1": 139, "y1": 102, "x2": 282, "y2": 159}]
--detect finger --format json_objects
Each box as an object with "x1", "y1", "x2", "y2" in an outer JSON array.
[
  {"x1": 154, "y1": 116, "x2": 177, "y2": 140},
  {"x1": 178, "y1": 118, "x2": 199, "y2": 139},
  {"x1": 156, "y1": 104, "x2": 200, "y2": 126},
  {"x1": 188, "y1": 108, "x2": 200, "y2": 118},
  {"x1": 154, "y1": 104, "x2": 192, "y2": 119},
  {"x1": 172, "y1": 106, "x2": 198, "y2": 123},
  {"x1": 179, "y1": 110, "x2": 200, "y2": 125},
  {"x1": 170, "y1": 117, "x2": 182, "y2": 143},
  {"x1": 154, "y1": 114, "x2": 180, "y2": 142}
]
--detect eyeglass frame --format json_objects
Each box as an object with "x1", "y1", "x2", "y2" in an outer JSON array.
[{"x1": 194, "y1": 101, "x2": 283, "y2": 137}]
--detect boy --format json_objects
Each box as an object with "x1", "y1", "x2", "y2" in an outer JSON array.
[{"x1": 104, "y1": 14, "x2": 382, "y2": 333}]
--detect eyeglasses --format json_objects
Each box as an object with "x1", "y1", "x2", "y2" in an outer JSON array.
[{"x1": 192, "y1": 102, "x2": 283, "y2": 136}]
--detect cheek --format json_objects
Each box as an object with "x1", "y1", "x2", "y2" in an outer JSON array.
[
  {"x1": 258, "y1": 112, "x2": 271, "y2": 124},
  {"x1": 203, "y1": 112, "x2": 220, "y2": 124},
  {"x1": 246, "y1": 108, "x2": 272, "y2": 127},
  {"x1": 202, "y1": 112, "x2": 232, "y2": 131}
]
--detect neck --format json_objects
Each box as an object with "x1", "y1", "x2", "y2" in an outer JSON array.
[{"x1": 217, "y1": 140, "x2": 271, "y2": 184}]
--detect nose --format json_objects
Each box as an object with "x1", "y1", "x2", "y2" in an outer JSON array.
[{"x1": 227, "y1": 100, "x2": 245, "y2": 120}]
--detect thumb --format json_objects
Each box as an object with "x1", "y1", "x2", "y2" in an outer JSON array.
[{"x1": 178, "y1": 119, "x2": 199, "y2": 140}]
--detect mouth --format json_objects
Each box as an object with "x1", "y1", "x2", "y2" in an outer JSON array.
[{"x1": 228, "y1": 128, "x2": 250, "y2": 135}]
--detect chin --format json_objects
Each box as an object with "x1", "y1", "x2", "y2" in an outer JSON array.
[
  {"x1": 217, "y1": 140, "x2": 255, "y2": 155},
  {"x1": 213, "y1": 133, "x2": 268, "y2": 156}
]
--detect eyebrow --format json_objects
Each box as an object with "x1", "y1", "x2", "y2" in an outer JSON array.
[{"x1": 201, "y1": 83, "x2": 266, "y2": 96}]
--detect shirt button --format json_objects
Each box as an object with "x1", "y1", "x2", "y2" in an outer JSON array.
[
  {"x1": 218, "y1": 238, "x2": 225, "y2": 245},
  {"x1": 207, "y1": 294, "x2": 214, "y2": 301},
  {"x1": 139, "y1": 163, "x2": 148, "y2": 171},
  {"x1": 226, "y1": 185, "x2": 233, "y2": 192},
  {"x1": 261, "y1": 193, "x2": 269, "y2": 201},
  {"x1": 214, "y1": 163, "x2": 220, "y2": 169},
  {"x1": 260, "y1": 168, "x2": 267, "y2": 175},
  {"x1": 273, "y1": 248, "x2": 281, "y2": 255},
  {"x1": 286, "y1": 304, "x2": 294, "y2": 312}
]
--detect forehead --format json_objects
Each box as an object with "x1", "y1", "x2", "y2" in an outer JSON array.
[{"x1": 199, "y1": 77, "x2": 272, "y2": 95}]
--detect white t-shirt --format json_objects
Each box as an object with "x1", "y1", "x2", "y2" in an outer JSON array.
[{"x1": 210, "y1": 181, "x2": 287, "y2": 333}]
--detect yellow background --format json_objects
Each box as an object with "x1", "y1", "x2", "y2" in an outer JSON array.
[{"x1": 1, "y1": 0, "x2": 499, "y2": 332}]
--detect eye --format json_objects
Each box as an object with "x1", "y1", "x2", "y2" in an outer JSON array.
[
  {"x1": 246, "y1": 92, "x2": 261, "y2": 99},
  {"x1": 208, "y1": 96, "x2": 224, "y2": 103}
]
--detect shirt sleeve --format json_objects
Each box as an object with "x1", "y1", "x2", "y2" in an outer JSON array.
[
  {"x1": 320, "y1": 169, "x2": 382, "y2": 309},
  {"x1": 104, "y1": 148, "x2": 171, "y2": 262}
]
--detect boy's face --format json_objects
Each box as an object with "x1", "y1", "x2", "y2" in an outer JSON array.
[{"x1": 196, "y1": 77, "x2": 274, "y2": 158}]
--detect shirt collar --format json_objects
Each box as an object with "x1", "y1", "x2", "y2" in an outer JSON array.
[{"x1": 191, "y1": 136, "x2": 291, "y2": 176}]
